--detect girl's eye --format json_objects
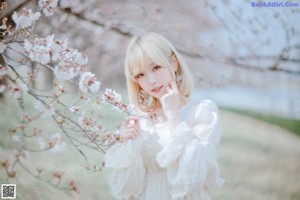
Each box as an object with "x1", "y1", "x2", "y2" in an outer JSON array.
[
  {"x1": 135, "y1": 73, "x2": 144, "y2": 79},
  {"x1": 153, "y1": 66, "x2": 161, "y2": 71}
]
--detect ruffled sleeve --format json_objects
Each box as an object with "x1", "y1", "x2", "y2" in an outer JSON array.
[
  {"x1": 156, "y1": 100, "x2": 224, "y2": 199},
  {"x1": 105, "y1": 136, "x2": 145, "y2": 200}
]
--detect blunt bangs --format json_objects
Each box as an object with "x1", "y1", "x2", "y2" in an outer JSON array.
[{"x1": 126, "y1": 38, "x2": 173, "y2": 82}]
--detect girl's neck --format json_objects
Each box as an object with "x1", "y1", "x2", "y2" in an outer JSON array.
[{"x1": 148, "y1": 95, "x2": 189, "y2": 124}]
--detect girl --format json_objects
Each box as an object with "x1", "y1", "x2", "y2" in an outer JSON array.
[{"x1": 105, "y1": 33, "x2": 224, "y2": 200}]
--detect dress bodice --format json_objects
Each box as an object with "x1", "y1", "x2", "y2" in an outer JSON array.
[{"x1": 105, "y1": 99, "x2": 224, "y2": 200}]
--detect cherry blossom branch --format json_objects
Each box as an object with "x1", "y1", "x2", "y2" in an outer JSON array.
[
  {"x1": 17, "y1": 160, "x2": 78, "y2": 193},
  {"x1": 0, "y1": 1, "x2": 134, "y2": 194}
]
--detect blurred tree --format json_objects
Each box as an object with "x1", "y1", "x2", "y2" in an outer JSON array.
[{"x1": 2, "y1": 0, "x2": 299, "y2": 88}]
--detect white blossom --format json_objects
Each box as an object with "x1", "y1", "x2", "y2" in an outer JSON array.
[
  {"x1": 78, "y1": 116, "x2": 99, "y2": 131},
  {"x1": 24, "y1": 35, "x2": 54, "y2": 64},
  {"x1": 37, "y1": 133, "x2": 66, "y2": 154},
  {"x1": 24, "y1": 39, "x2": 33, "y2": 51},
  {"x1": 69, "y1": 106, "x2": 83, "y2": 114},
  {"x1": 102, "y1": 88, "x2": 122, "y2": 105},
  {"x1": 49, "y1": 134, "x2": 67, "y2": 154},
  {"x1": 38, "y1": 0, "x2": 58, "y2": 16},
  {"x1": 102, "y1": 88, "x2": 132, "y2": 113},
  {"x1": 79, "y1": 72, "x2": 101, "y2": 93},
  {"x1": 78, "y1": 116, "x2": 87, "y2": 127},
  {"x1": 72, "y1": 50, "x2": 88, "y2": 66},
  {"x1": 51, "y1": 39, "x2": 68, "y2": 61},
  {"x1": 0, "y1": 65, "x2": 8, "y2": 76},
  {"x1": 24, "y1": 35, "x2": 87, "y2": 80},
  {"x1": 53, "y1": 65, "x2": 77, "y2": 80},
  {"x1": 34, "y1": 100, "x2": 55, "y2": 118},
  {"x1": 34, "y1": 51, "x2": 51, "y2": 64},
  {"x1": 50, "y1": 142, "x2": 66, "y2": 154},
  {"x1": 8, "y1": 83, "x2": 29, "y2": 98},
  {"x1": 0, "y1": 85, "x2": 6, "y2": 93},
  {"x1": 12, "y1": 8, "x2": 41, "y2": 29},
  {"x1": 59, "y1": 48, "x2": 88, "y2": 67}
]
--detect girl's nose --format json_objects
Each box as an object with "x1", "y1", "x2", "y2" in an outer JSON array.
[{"x1": 147, "y1": 73, "x2": 156, "y2": 85}]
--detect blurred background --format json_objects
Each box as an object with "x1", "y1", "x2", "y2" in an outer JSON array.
[{"x1": 1, "y1": 0, "x2": 300, "y2": 199}]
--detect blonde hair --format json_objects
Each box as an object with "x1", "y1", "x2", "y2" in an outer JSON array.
[{"x1": 124, "y1": 33, "x2": 194, "y2": 113}]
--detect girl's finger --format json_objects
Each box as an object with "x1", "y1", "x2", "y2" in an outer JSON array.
[
  {"x1": 123, "y1": 134, "x2": 134, "y2": 141},
  {"x1": 124, "y1": 116, "x2": 139, "y2": 125},
  {"x1": 124, "y1": 127, "x2": 136, "y2": 134}
]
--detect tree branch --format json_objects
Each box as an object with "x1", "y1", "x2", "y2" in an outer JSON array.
[{"x1": 58, "y1": 2, "x2": 300, "y2": 75}]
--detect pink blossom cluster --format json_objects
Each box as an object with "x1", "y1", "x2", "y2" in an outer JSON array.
[
  {"x1": 38, "y1": 0, "x2": 58, "y2": 17},
  {"x1": 78, "y1": 116, "x2": 102, "y2": 132},
  {"x1": 24, "y1": 35, "x2": 88, "y2": 81},
  {"x1": 79, "y1": 72, "x2": 101, "y2": 93},
  {"x1": 34, "y1": 100, "x2": 55, "y2": 118},
  {"x1": 12, "y1": 0, "x2": 58, "y2": 30},
  {"x1": 102, "y1": 88, "x2": 133, "y2": 113},
  {"x1": 0, "y1": 65, "x2": 8, "y2": 76},
  {"x1": 8, "y1": 83, "x2": 29, "y2": 98},
  {"x1": 69, "y1": 106, "x2": 83, "y2": 115},
  {"x1": 0, "y1": 1, "x2": 135, "y2": 192},
  {"x1": 12, "y1": 8, "x2": 41, "y2": 29},
  {"x1": 37, "y1": 133, "x2": 67, "y2": 154},
  {"x1": 0, "y1": 17, "x2": 12, "y2": 37}
]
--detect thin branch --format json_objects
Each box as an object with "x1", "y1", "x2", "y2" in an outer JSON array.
[
  {"x1": 0, "y1": 0, "x2": 32, "y2": 20},
  {"x1": 17, "y1": 160, "x2": 73, "y2": 192}
]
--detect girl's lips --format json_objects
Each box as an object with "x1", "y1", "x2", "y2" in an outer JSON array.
[{"x1": 151, "y1": 85, "x2": 163, "y2": 93}]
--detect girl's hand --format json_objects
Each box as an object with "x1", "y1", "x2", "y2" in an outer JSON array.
[
  {"x1": 121, "y1": 116, "x2": 141, "y2": 141},
  {"x1": 160, "y1": 81, "x2": 181, "y2": 119}
]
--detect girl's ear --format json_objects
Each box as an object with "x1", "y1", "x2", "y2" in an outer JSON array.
[{"x1": 171, "y1": 54, "x2": 179, "y2": 72}]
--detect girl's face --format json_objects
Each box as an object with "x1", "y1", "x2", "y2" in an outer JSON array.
[{"x1": 134, "y1": 59, "x2": 176, "y2": 99}]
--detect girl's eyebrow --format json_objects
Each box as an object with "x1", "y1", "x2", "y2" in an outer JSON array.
[{"x1": 148, "y1": 62, "x2": 155, "y2": 67}]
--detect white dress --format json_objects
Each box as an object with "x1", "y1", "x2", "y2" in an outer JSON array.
[{"x1": 105, "y1": 99, "x2": 224, "y2": 200}]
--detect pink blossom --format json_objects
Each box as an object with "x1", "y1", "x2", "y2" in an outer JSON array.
[
  {"x1": 12, "y1": 8, "x2": 41, "y2": 29},
  {"x1": 24, "y1": 35, "x2": 87, "y2": 80},
  {"x1": 48, "y1": 133, "x2": 67, "y2": 154},
  {"x1": 102, "y1": 88, "x2": 132, "y2": 113},
  {"x1": 14, "y1": 150, "x2": 30, "y2": 162},
  {"x1": 51, "y1": 39, "x2": 68, "y2": 62},
  {"x1": 53, "y1": 65, "x2": 77, "y2": 80},
  {"x1": 56, "y1": 49, "x2": 88, "y2": 80},
  {"x1": 78, "y1": 116, "x2": 99, "y2": 131},
  {"x1": 102, "y1": 88, "x2": 122, "y2": 102},
  {"x1": 24, "y1": 35, "x2": 53, "y2": 64},
  {"x1": 0, "y1": 85, "x2": 6, "y2": 93},
  {"x1": 8, "y1": 83, "x2": 29, "y2": 98},
  {"x1": 69, "y1": 106, "x2": 83, "y2": 115},
  {"x1": 38, "y1": 0, "x2": 58, "y2": 16},
  {"x1": 37, "y1": 133, "x2": 67, "y2": 154},
  {"x1": 34, "y1": 100, "x2": 55, "y2": 118},
  {"x1": 0, "y1": 65, "x2": 8, "y2": 76},
  {"x1": 79, "y1": 72, "x2": 101, "y2": 93}
]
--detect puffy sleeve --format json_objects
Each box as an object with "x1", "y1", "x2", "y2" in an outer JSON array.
[
  {"x1": 105, "y1": 136, "x2": 145, "y2": 200},
  {"x1": 156, "y1": 100, "x2": 224, "y2": 199}
]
